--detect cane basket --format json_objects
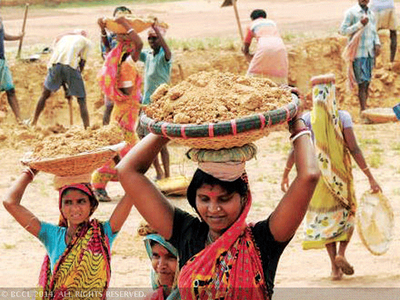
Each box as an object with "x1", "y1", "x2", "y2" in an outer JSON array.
[
  {"x1": 141, "y1": 93, "x2": 299, "y2": 150},
  {"x1": 361, "y1": 108, "x2": 398, "y2": 124},
  {"x1": 356, "y1": 190, "x2": 394, "y2": 256},
  {"x1": 104, "y1": 17, "x2": 167, "y2": 34},
  {"x1": 156, "y1": 175, "x2": 190, "y2": 196},
  {"x1": 21, "y1": 148, "x2": 117, "y2": 177}
]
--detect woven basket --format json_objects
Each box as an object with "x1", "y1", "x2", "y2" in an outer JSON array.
[
  {"x1": 21, "y1": 148, "x2": 117, "y2": 177},
  {"x1": 356, "y1": 190, "x2": 394, "y2": 256},
  {"x1": 141, "y1": 93, "x2": 299, "y2": 150},
  {"x1": 361, "y1": 108, "x2": 398, "y2": 124},
  {"x1": 156, "y1": 175, "x2": 190, "y2": 196},
  {"x1": 104, "y1": 17, "x2": 167, "y2": 34}
]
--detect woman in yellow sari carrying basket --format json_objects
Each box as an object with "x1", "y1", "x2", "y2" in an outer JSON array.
[{"x1": 281, "y1": 74, "x2": 381, "y2": 280}]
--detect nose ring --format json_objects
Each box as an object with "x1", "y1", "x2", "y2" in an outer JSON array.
[{"x1": 217, "y1": 206, "x2": 221, "y2": 211}]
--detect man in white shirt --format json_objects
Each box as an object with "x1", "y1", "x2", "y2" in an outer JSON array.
[
  {"x1": 31, "y1": 30, "x2": 91, "y2": 128},
  {"x1": 371, "y1": 0, "x2": 397, "y2": 62}
]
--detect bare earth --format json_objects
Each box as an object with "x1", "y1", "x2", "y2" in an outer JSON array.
[{"x1": 0, "y1": 0, "x2": 400, "y2": 294}]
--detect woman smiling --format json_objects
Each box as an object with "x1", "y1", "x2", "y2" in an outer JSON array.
[{"x1": 117, "y1": 111, "x2": 320, "y2": 299}]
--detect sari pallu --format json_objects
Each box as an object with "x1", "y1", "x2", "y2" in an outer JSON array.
[
  {"x1": 302, "y1": 79, "x2": 356, "y2": 250},
  {"x1": 37, "y1": 219, "x2": 111, "y2": 300},
  {"x1": 178, "y1": 190, "x2": 268, "y2": 300}
]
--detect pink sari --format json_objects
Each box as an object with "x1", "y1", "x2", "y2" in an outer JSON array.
[
  {"x1": 178, "y1": 177, "x2": 268, "y2": 300},
  {"x1": 245, "y1": 18, "x2": 288, "y2": 84}
]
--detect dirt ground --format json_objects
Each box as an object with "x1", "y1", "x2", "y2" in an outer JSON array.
[{"x1": 1, "y1": 0, "x2": 400, "y2": 293}]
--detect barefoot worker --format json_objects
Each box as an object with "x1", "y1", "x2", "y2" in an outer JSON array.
[
  {"x1": 0, "y1": 15, "x2": 24, "y2": 123},
  {"x1": 138, "y1": 223, "x2": 180, "y2": 300},
  {"x1": 31, "y1": 30, "x2": 92, "y2": 129},
  {"x1": 98, "y1": 5, "x2": 133, "y2": 125},
  {"x1": 281, "y1": 74, "x2": 382, "y2": 280},
  {"x1": 137, "y1": 21, "x2": 172, "y2": 181},
  {"x1": 117, "y1": 112, "x2": 320, "y2": 298},
  {"x1": 3, "y1": 171, "x2": 136, "y2": 298},
  {"x1": 92, "y1": 17, "x2": 143, "y2": 202}
]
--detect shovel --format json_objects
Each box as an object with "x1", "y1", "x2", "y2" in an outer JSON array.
[
  {"x1": 221, "y1": 0, "x2": 243, "y2": 41},
  {"x1": 16, "y1": 3, "x2": 29, "y2": 59}
]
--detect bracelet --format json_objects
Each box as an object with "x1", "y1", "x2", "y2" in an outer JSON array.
[
  {"x1": 126, "y1": 28, "x2": 134, "y2": 34},
  {"x1": 101, "y1": 33, "x2": 107, "y2": 37},
  {"x1": 290, "y1": 130, "x2": 311, "y2": 144},
  {"x1": 290, "y1": 127, "x2": 309, "y2": 139},
  {"x1": 22, "y1": 168, "x2": 35, "y2": 181},
  {"x1": 285, "y1": 166, "x2": 291, "y2": 171},
  {"x1": 362, "y1": 167, "x2": 369, "y2": 172}
]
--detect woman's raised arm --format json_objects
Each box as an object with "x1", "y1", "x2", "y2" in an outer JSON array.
[
  {"x1": 3, "y1": 170, "x2": 41, "y2": 237},
  {"x1": 269, "y1": 119, "x2": 320, "y2": 242},
  {"x1": 116, "y1": 134, "x2": 175, "y2": 239}
]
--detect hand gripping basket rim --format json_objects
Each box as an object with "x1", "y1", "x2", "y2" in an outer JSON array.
[
  {"x1": 21, "y1": 148, "x2": 117, "y2": 177},
  {"x1": 140, "y1": 93, "x2": 299, "y2": 149},
  {"x1": 356, "y1": 190, "x2": 394, "y2": 256}
]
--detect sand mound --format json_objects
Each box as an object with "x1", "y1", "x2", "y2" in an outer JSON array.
[{"x1": 146, "y1": 71, "x2": 292, "y2": 124}]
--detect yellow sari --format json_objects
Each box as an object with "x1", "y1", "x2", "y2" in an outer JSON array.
[
  {"x1": 37, "y1": 220, "x2": 111, "y2": 300},
  {"x1": 302, "y1": 76, "x2": 356, "y2": 250}
]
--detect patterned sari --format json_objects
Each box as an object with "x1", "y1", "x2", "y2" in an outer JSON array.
[
  {"x1": 37, "y1": 220, "x2": 111, "y2": 300},
  {"x1": 178, "y1": 182, "x2": 268, "y2": 300},
  {"x1": 93, "y1": 39, "x2": 141, "y2": 189},
  {"x1": 37, "y1": 183, "x2": 110, "y2": 299},
  {"x1": 302, "y1": 76, "x2": 356, "y2": 250}
]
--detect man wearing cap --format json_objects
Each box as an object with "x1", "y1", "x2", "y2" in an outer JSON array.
[{"x1": 138, "y1": 22, "x2": 171, "y2": 180}]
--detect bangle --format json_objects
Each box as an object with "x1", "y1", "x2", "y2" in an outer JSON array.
[
  {"x1": 22, "y1": 168, "x2": 35, "y2": 181},
  {"x1": 285, "y1": 166, "x2": 291, "y2": 171},
  {"x1": 126, "y1": 28, "x2": 134, "y2": 34},
  {"x1": 362, "y1": 167, "x2": 369, "y2": 172},
  {"x1": 290, "y1": 130, "x2": 311, "y2": 144},
  {"x1": 290, "y1": 127, "x2": 309, "y2": 139},
  {"x1": 101, "y1": 33, "x2": 107, "y2": 37}
]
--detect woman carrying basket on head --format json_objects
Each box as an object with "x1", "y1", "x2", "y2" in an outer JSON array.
[
  {"x1": 281, "y1": 74, "x2": 382, "y2": 280},
  {"x1": 92, "y1": 16, "x2": 144, "y2": 202},
  {"x1": 3, "y1": 170, "x2": 136, "y2": 299},
  {"x1": 116, "y1": 110, "x2": 320, "y2": 299}
]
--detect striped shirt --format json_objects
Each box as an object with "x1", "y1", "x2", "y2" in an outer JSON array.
[
  {"x1": 48, "y1": 34, "x2": 91, "y2": 69},
  {"x1": 339, "y1": 4, "x2": 380, "y2": 58}
]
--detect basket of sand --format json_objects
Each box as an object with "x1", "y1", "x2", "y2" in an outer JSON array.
[
  {"x1": 21, "y1": 124, "x2": 124, "y2": 177},
  {"x1": 103, "y1": 16, "x2": 168, "y2": 34},
  {"x1": 141, "y1": 71, "x2": 300, "y2": 150}
]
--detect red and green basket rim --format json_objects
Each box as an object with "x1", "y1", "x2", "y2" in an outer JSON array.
[{"x1": 141, "y1": 93, "x2": 299, "y2": 138}]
